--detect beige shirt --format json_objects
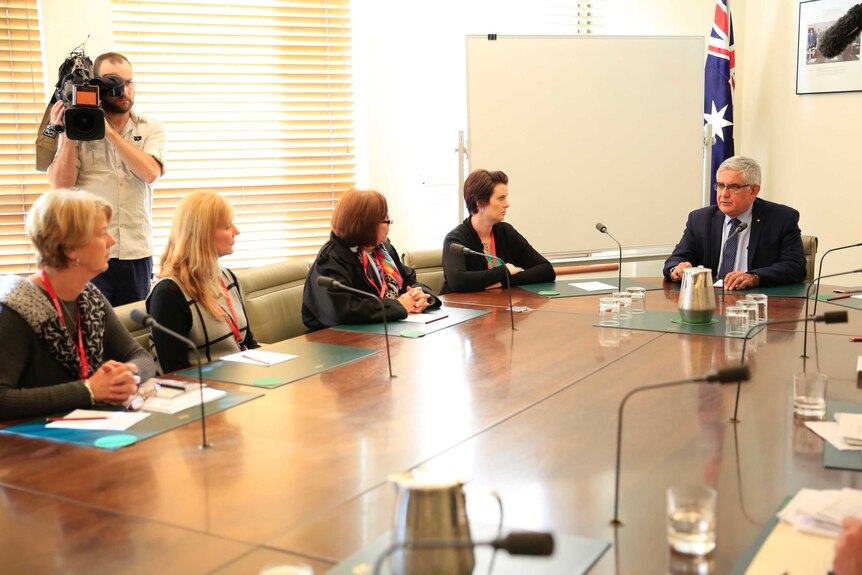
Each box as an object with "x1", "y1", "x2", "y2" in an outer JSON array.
[{"x1": 72, "y1": 110, "x2": 166, "y2": 260}]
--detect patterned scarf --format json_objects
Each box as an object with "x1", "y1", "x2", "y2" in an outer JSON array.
[
  {"x1": 358, "y1": 244, "x2": 403, "y2": 300},
  {"x1": 0, "y1": 275, "x2": 106, "y2": 379}
]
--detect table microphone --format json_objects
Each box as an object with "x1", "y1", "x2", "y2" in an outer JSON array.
[
  {"x1": 802, "y1": 268, "x2": 862, "y2": 359},
  {"x1": 316, "y1": 275, "x2": 394, "y2": 378},
  {"x1": 372, "y1": 531, "x2": 555, "y2": 575},
  {"x1": 812, "y1": 241, "x2": 862, "y2": 316},
  {"x1": 595, "y1": 222, "x2": 622, "y2": 292},
  {"x1": 611, "y1": 365, "x2": 749, "y2": 526},
  {"x1": 718, "y1": 221, "x2": 748, "y2": 302},
  {"x1": 730, "y1": 310, "x2": 848, "y2": 422},
  {"x1": 450, "y1": 243, "x2": 515, "y2": 330},
  {"x1": 130, "y1": 309, "x2": 211, "y2": 449}
]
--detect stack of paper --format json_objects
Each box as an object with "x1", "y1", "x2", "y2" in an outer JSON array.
[
  {"x1": 806, "y1": 412, "x2": 862, "y2": 450},
  {"x1": 141, "y1": 386, "x2": 227, "y2": 414},
  {"x1": 778, "y1": 488, "x2": 862, "y2": 537}
]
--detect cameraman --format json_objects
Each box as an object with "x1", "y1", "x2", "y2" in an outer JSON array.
[{"x1": 48, "y1": 52, "x2": 166, "y2": 306}]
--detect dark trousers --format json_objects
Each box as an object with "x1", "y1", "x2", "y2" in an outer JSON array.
[{"x1": 92, "y1": 257, "x2": 153, "y2": 307}]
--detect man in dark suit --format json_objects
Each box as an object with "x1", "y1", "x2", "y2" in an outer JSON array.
[{"x1": 664, "y1": 156, "x2": 807, "y2": 290}]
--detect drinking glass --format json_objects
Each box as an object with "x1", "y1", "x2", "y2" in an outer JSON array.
[
  {"x1": 626, "y1": 286, "x2": 647, "y2": 314},
  {"x1": 599, "y1": 297, "x2": 620, "y2": 326},
  {"x1": 792, "y1": 372, "x2": 827, "y2": 418},
  {"x1": 667, "y1": 485, "x2": 717, "y2": 556},
  {"x1": 724, "y1": 306, "x2": 748, "y2": 337}
]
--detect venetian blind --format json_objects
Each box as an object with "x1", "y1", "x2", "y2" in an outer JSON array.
[
  {"x1": 111, "y1": 0, "x2": 355, "y2": 269},
  {"x1": 0, "y1": 0, "x2": 47, "y2": 275}
]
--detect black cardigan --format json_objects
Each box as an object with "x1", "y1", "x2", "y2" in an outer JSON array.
[
  {"x1": 441, "y1": 218, "x2": 555, "y2": 293},
  {"x1": 302, "y1": 233, "x2": 441, "y2": 331}
]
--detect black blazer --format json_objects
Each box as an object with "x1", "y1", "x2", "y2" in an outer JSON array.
[{"x1": 663, "y1": 197, "x2": 807, "y2": 287}]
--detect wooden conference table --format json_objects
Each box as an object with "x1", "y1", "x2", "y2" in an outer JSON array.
[{"x1": 1, "y1": 281, "x2": 861, "y2": 574}]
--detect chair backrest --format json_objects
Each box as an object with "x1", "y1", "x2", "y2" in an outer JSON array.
[
  {"x1": 401, "y1": 249, "x2": 444, "y2": 295},
  {"x1": 801, "y1": 234, "x2": 818, "y2": 283},
  {"x1": 113, "y1": 300, "x2": 150, "y2": 350},
  {"x1": 235, "y1": 259, "x2": 311, "y2": 344}
]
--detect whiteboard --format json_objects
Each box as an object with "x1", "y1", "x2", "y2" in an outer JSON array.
[{"x1": 466, "y1": 35, "x2": 705, "y2": 255}]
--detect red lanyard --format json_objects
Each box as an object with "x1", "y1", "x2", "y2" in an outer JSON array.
[
  {"x1": 219, "y1": 277, "x2": 247, "y2": 350},
  {"x1": 484, "y1": 234, "x2": 499, "y2": 270},
  {"x1": 40, "y1": 270, "x2": 90, "y2": 379},
  {"x1": 361, "y1": 250, "x2": 387, "y2": 298}
]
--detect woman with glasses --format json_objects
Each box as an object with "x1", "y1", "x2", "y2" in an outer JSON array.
[
  {"x1": 441, "y1": 169, "x2": 555, "y2": 293},
  {"x1": 147, "y1": 192, "x2": 259, "y2": 374},
  {"x1": 302, "y1": 188, "x2": 440, "y2": 331},
  {"x1": 0, "y1": 190, "x2": 155, "y2": 418}
]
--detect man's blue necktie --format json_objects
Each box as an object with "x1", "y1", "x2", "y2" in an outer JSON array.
[{"x1": 719, "y1": 218, "x2": 742, "y2": 280}]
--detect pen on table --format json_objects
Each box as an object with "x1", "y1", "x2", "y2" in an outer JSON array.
[
  {"x1": 241, "y1": 353, "x2": 270, "y2": 366},
  {"x1": 851, "y1": 338, "x2": 862, "y2": 343},
  {"x1": 828, "y1": 295, "x2": 853, "y2": 301},
  {"x1": 46, "y1": 417, "x2": 109, "y2": 422},
  {"x1": 424, "y1": 314, "x2": 449, "y2": 325}
]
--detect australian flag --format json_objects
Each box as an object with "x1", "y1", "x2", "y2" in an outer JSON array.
[{"x1": 704, "y1": 0, "x2": 735, "y2": 205}]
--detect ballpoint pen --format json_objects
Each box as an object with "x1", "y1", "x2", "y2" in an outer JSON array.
[{"x1": 242, "y1": 353, "x2": 270, "y2": 366}]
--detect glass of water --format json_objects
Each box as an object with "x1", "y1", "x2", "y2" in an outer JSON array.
[
  {"x1": 737, "y1": 298, "x2": 759, "y2": 327},
  {"x1": 724, "y1": 306, "x2": 748, "y2": 337},
  {"x1": 612, "y1": 291, "x2": 633, "y2": 320},
  {"x1": 626, "y1": 286, "x2": 647, "y2": 314},
  {"x1": 667, "y1": 485, "x2": 717, "y2": 556},
  {"x1": 747, "y1": 293, "x2": 768, "y2": 323},
  {"x1": 792, "y1": 372, "x2": 827, "y2": 419}
]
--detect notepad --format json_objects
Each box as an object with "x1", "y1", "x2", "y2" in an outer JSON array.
[
  {"x1": 141, "y1": 386, "x2": 227, "y2": 414},
  {"x1": 220, "y1": 349, "x2": 297, "y2": 366},
  {"x1": 400, "y1": 310, "x2": 450, "y2": 324},
  {"x1": 46, "y1": 409, "x2": 150, "y2": 431},
  {"x1": 568, "y1": 281, "x2": 617, "y2": 291}
]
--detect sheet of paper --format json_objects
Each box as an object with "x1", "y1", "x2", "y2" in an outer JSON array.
[
  {"x1": 400, "y1": 310, "x2": 450, "y2": 324},
  {"x1": 837, "y1": 412, "x2": 862, "y2": 444},
  {"x1": 806, "y1": 420, "x2": 862, "y2": 451},
  {"x1": 852, "y1": 294, "x2": 862, "y2": 300},
  {"x1": 141, "y1": 386, "x2": 227, "y2": 415},
  {"x1": 46, "y1": 409, "x2": 150, "y2": 431},
  {"x1": 568, "y1": 281, "x2": 617, "y2": 291},
  {"x1": 220, "y1": 349, "x2": 297, "y2": 366},
  {"x1": 745, "y1": 522, "x2": 834, "y2": 574}
]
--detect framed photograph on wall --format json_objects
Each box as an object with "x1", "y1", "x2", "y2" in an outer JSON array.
[{"x1": 797, "y1": 0, "x2": 862, "y2": 94}]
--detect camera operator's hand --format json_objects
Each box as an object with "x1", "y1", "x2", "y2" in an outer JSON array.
[{"x1": 49, "y1": 100, "x2": 66, "y2": 127}]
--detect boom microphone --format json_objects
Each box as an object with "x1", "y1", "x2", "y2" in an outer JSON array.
[
  {"x1": 316, "y1": 275, "x2": 394, "y2": 377},
  {"x1": 819, "y1": 4, "x2": 862, "y2": 59},
  {"x1": 130, "y1": 309, "x2": 211, "y2": 449},
  {"x1": 812, "y1": 241, "x2": 862, "y2": 316}
]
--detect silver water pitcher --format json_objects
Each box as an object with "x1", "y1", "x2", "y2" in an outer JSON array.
[
  {"x1": 678, "y1": 266, "x2": 716, "y2": 324},
  {"x1": 389, "y1": 473, "x2": 475, "y2": 575}
]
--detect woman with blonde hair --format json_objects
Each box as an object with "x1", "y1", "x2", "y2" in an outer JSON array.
[
  {"x1": 302, "y1": 188, "x2": 440, "y2": 330},
  {"x1": 0, "y1": 190, "x2": 155, "y2": 418},
  {"x1": 147, "y1": 191, "x2": 258, "y2": 373}
]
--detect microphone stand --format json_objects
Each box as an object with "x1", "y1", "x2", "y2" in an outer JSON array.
[
  {"x1": 812, "y1": 242, "x2": 862, "y2": 317},
  {"x1": 135, "y1": 312, "x2": 211, "y2": 449},
  {"x1": 729, "y1": 310, "x2": 847, "y2": 422},
  {"x1": 451, "y1": 244, "x2": 515, "y2": 330},
  {"x1": 718, "y1": 221, "x2": 748, "y2": 304},
  {"x1": 373, "y1": 532, "x2": 555, "y2": 575},
  {"x1": 611, "y1": 366, "x2": 749, "y2": 526},
  {"x1": 596, "y1": 223, "x2": 623, "y2": 292},
  {"x1": 802, "y1": 268, "x2": 862, "y2": 359},
  {"x1": 316, "y1": 276, "x2": 394, "y2": 378}
]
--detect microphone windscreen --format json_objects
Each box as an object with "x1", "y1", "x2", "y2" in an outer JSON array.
[
  {"x1": 710, "y1": 365, "x2": 750, "y2": 383},
  {"x1": 819, "y1": 5, "x2": 862, "y2": 58},
  {"x1": 822, "y1": 310, "x2": 849, "y2": 324},
  {"x1": 316, "y1": 276, "x2": 336, "y2": 289},
  {"x1": 595, "y1": 222, "x2": 607, "y2": 233},
  {"x1": 494, "y1": 532, "x2": 555, "y2": 556},
  {"x1": 129, "y1": 308, "x2": 153, "y2": 327},
  {"x1": 449, "y1": 243, "x2": 467, "y2": 255}
]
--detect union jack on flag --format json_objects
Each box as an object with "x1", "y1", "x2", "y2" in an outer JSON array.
[{"x1": 704, "y1": 0, "x2": 735, "y2": 205}]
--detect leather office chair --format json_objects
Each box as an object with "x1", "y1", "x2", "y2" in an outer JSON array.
[
  {"x1": 235, "y1": 259, "x2": 311, "y2": 343},
  {"x1": 401, "y1": 249, "x2": 445, "y2": 295},
  {"x1": 801, "y1": 234, "x2": 818, "y2": 283}
]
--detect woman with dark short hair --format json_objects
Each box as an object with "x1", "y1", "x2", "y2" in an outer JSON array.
[
  {"x1": 442, "y1": 169, "x2": 555, "y2": 293},
  {"x1": 302, "y1": 189, "x2": 441, "y2": 331},
  {"x1": 0, "y1": 190, "x2": 155, "y2": 419}
]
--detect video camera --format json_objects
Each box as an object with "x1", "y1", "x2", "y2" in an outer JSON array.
[{"x1": 51, "y1": 50, "x2": 125, "y2": 141}]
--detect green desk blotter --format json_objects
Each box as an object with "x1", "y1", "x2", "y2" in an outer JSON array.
[
  {"x1": 0, "y1": 388, "x2": 261, "y2": 450},
  {"x1": 521, "y1": 277, "x2": 665, "y2": 298},
  {"x1": 594, "y1": 310, "x2": 745, "y2": 338},
  {"x1": 668, "y1": 282, "x2": 811, "y2": 298},
  {"x1": 176, "y1": 340, "x2": 379, "y2": 388},
  {"x1": 824, "y1": 401, "x2": 862, "y2": 471},
  {"x1": 334, "y1": 307, "x2": 490, "y2": 337},
  {"x1": 814, "y1": 294, "x2": 862, "y2": 312},
  {"x1": 325, "y1": 524, "x2": 610, "y2": 575}
]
